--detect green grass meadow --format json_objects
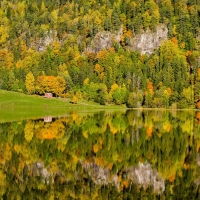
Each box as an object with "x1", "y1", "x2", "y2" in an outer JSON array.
[{"x1": 0, "y1": 90, "x2": 126, "y2": 122}]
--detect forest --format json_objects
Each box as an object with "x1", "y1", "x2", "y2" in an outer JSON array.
[{"x1": 0, "y1": 0, "x2": 200, "y2": 108}]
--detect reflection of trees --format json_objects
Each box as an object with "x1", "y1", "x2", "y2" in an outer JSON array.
[
  {"x1": 35, "y1": 119, "x2": 65, "y2": 140},
  {"x1": 0, "y1": 110, "x2": 199, "y2": 198}
]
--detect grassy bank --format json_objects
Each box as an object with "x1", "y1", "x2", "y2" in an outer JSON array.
[{"x1": 0, "y1": 90, "x2": 126, "y2": 122}]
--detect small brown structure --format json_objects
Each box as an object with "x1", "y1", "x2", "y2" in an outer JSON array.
[
  {"x1": 45, "y1": 93, "x2": 53, "y2": 98},
  {"x1": 44, "y1": 116, "x2": 52, "y2": 122}
]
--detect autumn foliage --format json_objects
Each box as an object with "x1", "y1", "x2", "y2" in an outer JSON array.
[
  {"x1": 0, "y1": 0, "x2": 199, "y2": 109},
  {"x1": 35, "y1": 75, "x2": 66, "y2": 96}
]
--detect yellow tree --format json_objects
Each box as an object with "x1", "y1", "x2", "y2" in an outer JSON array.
[
  {"x1": 0, "y1": 11, "x2": 9, "y2": 48},
  {"x1": 54, "y1": 76, "x2": 66, "y2": 96},
  {"x1": 0, "y1": 49, "x2": 13, "y2": 69},
  {"x1": 35, "y1": 76, "x2": 55, "y2": 94},
  {"x1": 25, "y1": 71, "x2": 35, "y2": 94},
  {"x1": 36, "y1": 75, "x2": 66, "y2": 96}
]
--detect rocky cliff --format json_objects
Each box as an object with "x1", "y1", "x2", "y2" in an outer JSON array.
[
  {"x1": 129, "y1": 25, "x2": 168, "y2": 55},
  {"x1": 33, "y1": 24, "x2": 168, "y2": 55},
  {"x1": 88, "y1": 24, "x2": 168, "y2": 55}
]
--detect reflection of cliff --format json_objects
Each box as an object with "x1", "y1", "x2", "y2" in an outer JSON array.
[
  {"x1": 32, "y1": 162, "x2": 54, "y2": 184},
  {"x1": 82, "y1": 161, "x2": 165, "y2": 193},
  {"x1": 82, "y1": 162, "x2": 120, "y2": 189},
  {"x1": 125, "y1": 162, "x2": 165, "y2": 193}
]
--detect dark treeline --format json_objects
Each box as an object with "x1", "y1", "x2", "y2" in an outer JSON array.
[{"x1": 0, "y1": 0, "x2": 200, "y2": 108}]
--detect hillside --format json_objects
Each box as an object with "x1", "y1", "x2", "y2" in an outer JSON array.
[{"x1": 0, "y1": 0, "x2": 200, "y2": 108}]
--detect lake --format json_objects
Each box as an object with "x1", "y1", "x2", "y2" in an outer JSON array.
[{"x1": 0, "y1": 109, "x2": 200, "y2": 199}]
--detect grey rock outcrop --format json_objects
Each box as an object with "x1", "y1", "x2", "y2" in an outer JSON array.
[
  {"x1": 31, "y1": 25, "x2": 168, "y2": 55},
  {"x1": 31, "y1": 30, "x2": 57, "y2": 52},
  {"x1": 87, "y1": 24, "x2": 168, "y2": 55},
  {"x1": 86, "y1": 27, "x2": 123, "y2": 53},
  {"x1": 129, "y1": 25, "x2": 168, "y2": 55}
]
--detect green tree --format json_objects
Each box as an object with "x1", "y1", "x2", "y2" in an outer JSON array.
[
  {"x1": 112, "y1": 86, "x2": 128, "y2": 105},
  {"x1": 8, "y1": 71, "x2": 16, "y2": 91},
  {"x1": 111, "y1": 6, "x2": 121, "y2": 31}
]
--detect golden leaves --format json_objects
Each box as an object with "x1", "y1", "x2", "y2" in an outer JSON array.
[
  {"x1": 71, "y1": 95, "x2": 78, "y2": 104},
  {"x1": 109, "y1": 123, "x2": 118, "y2": 135},
  {"x1": 97, "y1": 50, "x2": 109, "y2": 60},
  {"x1": 182, "y1": 120, "x2": 192, "y2": 134},
  {"x1": 169, "y1": 174, "x2": 175, "y2": 182},
  {"x1": 125, "y1": 29, "x2": 132, "y2": 37},
  {"x1": 122, "y1": 180, "x2": 129, "y2": 189},
  {"x1": 0, "y1": 49, "x2": 13, "y2": 69},
  {"x1": 107, "y1": 163, "x2": 113, "y2": 170},
  {"x1": 163, "y1": 121, "x2": 171, "y2": 133},
  {"x1": 146, "y1": 124, "x2": 153, "y2": 137},
  {"x1": 95, "y1": 157, "x2": 106, "y2": 167},
  {"x1": 171, "y1": 37, "x2": 178, "y2": 45},
  {"x1": 24, "y1": 120, "x2": 34, "y2": 142},
  {"x1": 0, "y1": 26, "x2": 9, "y2": 47},
  {"x1": 25, "y1": 72, "x2": 35, "y2": 95},
  {"x1": 83, "y1": 78, "x2": 90, "y2": 85},
  {"x1": 196, "y1": 112, "x2": 200, "y2": 122},
  {"x1": 36, "y1": 120, "x2": 65, "y2": 140},
  {"x1": 164, "y1": 87, "x2": 172, "y2": 97},
  {"x1": 147, "y1": 81, "x2": 154, "y2": 94},
  {"x1": 110, "y1": 83, "x2": 119, "y2": 94},
  {"x1": 94, "y1": 64, "x2": 101, "y2": 72},
  {"x1": 93, "y1": 144, "x2": 99, "y2": 153},
  {"x1": 35, "y1": 75, "x2": 66, "y2": 96},
  {"x1": 4, "y1": 143, "x2": 11, "y2": 161},
  {"x1": 82, "y1": 131, "x2": 88, "y2": 139},
  {"x1": 0, "y1": 170, "x2": 6, "y2": 188}
]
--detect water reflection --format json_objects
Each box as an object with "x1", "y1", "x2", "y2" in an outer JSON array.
[{"x1": 0, "y1": 110, "x2": 200, "y2": 199}]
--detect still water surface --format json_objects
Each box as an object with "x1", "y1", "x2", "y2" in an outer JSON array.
[{"x1": 0, "y1": 109, "x2": 200, "y2": 199}]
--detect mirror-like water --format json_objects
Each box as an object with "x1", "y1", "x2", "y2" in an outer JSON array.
[{"x1": 0, "y1": 110, "x2": 200, "y2": 199}]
